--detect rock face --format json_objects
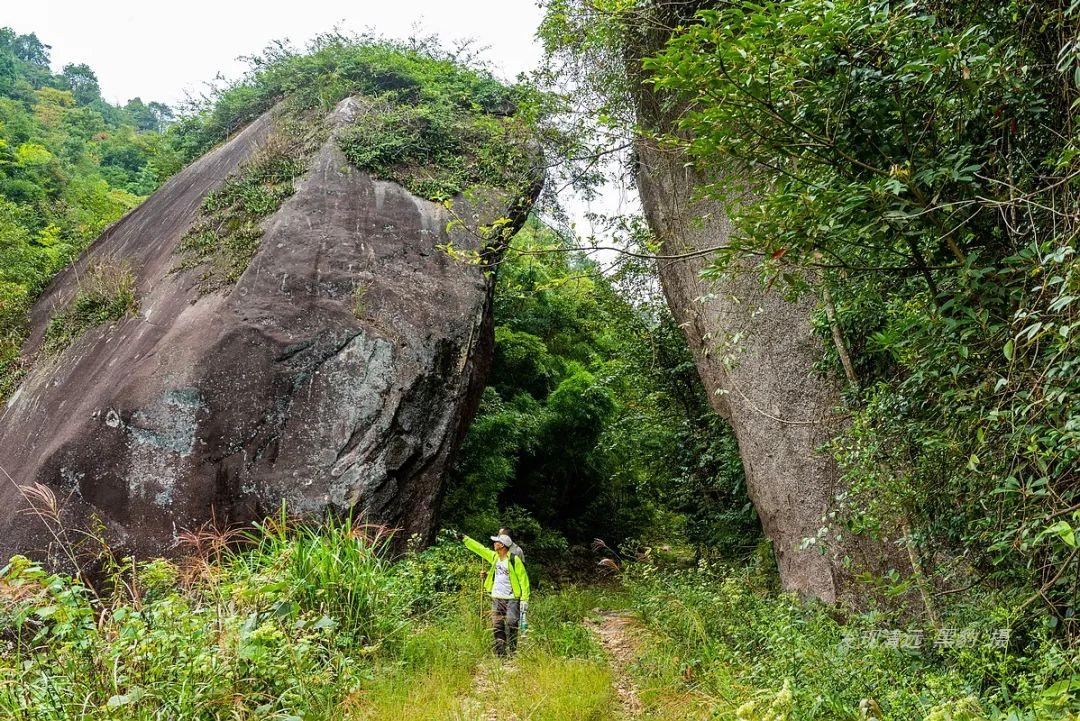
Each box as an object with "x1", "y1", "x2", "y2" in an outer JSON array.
[
  {"x1": 634, "y1": 143, "x2": 850, "y2": 602},
  {"x1": 626, "y1": 5, "x2": 894, "y2": 602},
  {"x1": 0, "y1": 97, "x2": 536, "y2": 563}
]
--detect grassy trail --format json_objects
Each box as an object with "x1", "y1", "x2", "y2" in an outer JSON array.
[
  {"x1": 352, "y1": 586, "x2": 628, "y2": 721},
  {"x1": 353, "y1": 584, "x2": 737, "y2": 721},
  {"x1": 11, "y1": 534, "x2": 1052, "y2": 721},
  {"x1": 584, "y1": 610, "x2": 644, "y2": 717}
]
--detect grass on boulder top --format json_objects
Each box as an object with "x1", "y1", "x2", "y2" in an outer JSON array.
[{"x1": 337, "y1": 94, "x2": 536, "y2": 203}]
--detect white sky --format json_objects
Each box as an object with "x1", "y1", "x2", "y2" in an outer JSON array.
[
  {"x1": 2, "y1": 0, "x2": 545, "y2": 105},
  {"x1": 3, "y1": 0, "x2": 636, "y2": 242}
]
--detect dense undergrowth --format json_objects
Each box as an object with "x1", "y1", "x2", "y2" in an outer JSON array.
[
  {"x1": 2, "y1": 519, "x2": 1075, "y2": 720},
  {"x1": 0, "y1": 516, "x2": 618, "y2": 721},
  {"x1": 623, "y1": 557, "x2": 1078, "y2": 720}
]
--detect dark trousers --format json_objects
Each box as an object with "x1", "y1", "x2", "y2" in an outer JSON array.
[{"x1": 491, "y1": 598, "x2": 520, "y2": 655}]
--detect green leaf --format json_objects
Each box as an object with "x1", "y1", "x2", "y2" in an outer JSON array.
[
  {"x1": 311, "y1": 615, "x2": 337, "y2": 631},
  {"x1": 106, "y1": 687, "x2": 144, "y2": 708},
  {"x1": 1043, "y1": 521, "x2": 1077, "y2": 548}
]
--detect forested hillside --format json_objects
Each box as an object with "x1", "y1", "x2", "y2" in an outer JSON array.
[
  {"x1": 0, "y1": 28, "x2": 176, "y2": 398},
  {"x1": 0, "y1": 7, "x2": 1078, "y2": 720}
]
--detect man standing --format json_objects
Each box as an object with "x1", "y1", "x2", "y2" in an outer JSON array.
[
  {"x1": 499, "y1": 526, "x2": 525, "y2": 562},
  {"x1": 462, "y1": 532, "x2": 530, "y2": 655}
]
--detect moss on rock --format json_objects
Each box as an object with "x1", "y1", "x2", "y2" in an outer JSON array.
[{"x1": 177, "y1": 106, "x2": 328, "y2": 292}]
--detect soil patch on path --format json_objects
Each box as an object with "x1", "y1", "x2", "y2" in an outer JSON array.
[{"x1": 585, "y1": 609, "x2": 645, "y2": 717}]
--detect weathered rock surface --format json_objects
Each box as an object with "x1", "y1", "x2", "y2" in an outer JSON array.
[
  {"x1": 0, "y1": 97, "x2": 536, "y2": 563},
  {"x1": 635, "y1": 143, "x2": 850, "y2": 601},
  {"x1": 627, "y1": 3, "x2": 897, "y2": 603}
]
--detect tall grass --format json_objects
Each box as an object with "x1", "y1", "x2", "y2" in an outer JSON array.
[
  {"x1": 492, "y1": 650, "x2": 617, "y2": 721},
  {"x1": 348, "y1": 598, "x2": 489, "y2": 720},
  {"x1": 0, "y1": 507, "x2": 656, "y2": 721},
  {"x1": 622, "y1": 561, "x2": 1080, "y2": 721},
  {"x1": 0, "y1": 516, "x2": 477, "y2": 720},
  {"x1": 231, "y1": 512, "x2": 405, "y2": 645},
  {"x1": 41, "y1": 259, "x2": 138, "y2": 355}
]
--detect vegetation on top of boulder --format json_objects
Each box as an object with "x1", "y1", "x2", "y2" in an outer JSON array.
[
  {"x1": 167, "y1": 33, "x2": 525, "y2": 164},
  {"x1": 337, "y1": 92, "x2": 536, "y2": 202},
  {"x1": 170, "y1": 32, "x2": 542, "y2": 202},
  {"x1": 173, "y1": 33, "x2": 542, "y2": 290}
]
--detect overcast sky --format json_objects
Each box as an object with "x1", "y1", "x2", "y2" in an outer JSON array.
[
  {"x1": 3, "y1": 0, "x2": 636, "y2": 242},
  {"x1": 3, "y1": 1, "x2": 546, "y2": 105}
]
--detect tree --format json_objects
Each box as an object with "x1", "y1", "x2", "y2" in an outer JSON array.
[
  {"x1": 61, "y1": 63, "x2": 100, "y2": 106},
  {"x1": 540, "y1": 0, "x2": 898, "y2": 604},
  {"x1": 0, "y1": 50, "x2": 15, "y2": 97},
  {"x1": 443, "y1": 220, "x2": 759, "y2": 560},
  {"x1": 125, "y1": 97, "x2": 174, "y2": 132},
  {"x1": 0, "y1": 29, "x2": 173, "y2": 401},
  {"x1": 0, "y1": 28, "x2": 50, "y2": 68},
  {"x1": 542, "y1": 0, "x2": 1079, "y2": 630}
]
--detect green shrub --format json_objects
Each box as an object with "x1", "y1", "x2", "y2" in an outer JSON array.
[
  {"x1": 225, "y1": 513, "x2": 407, "y2": 646},
  {"x1": 41, "y1": 259, "x2": 138, "y2": 355},
  {"x1": 337, "y1": 96, "x2": 535, "y2": 201},
  {"x1": 623, "y1": 560, "x2": 1080, "y2": 721},
  {"x1": 167, "y1": 32, "x2": 530, "y2": 170},
  {"x1": 0, "y1": 516, "x2": 486, "y2": 720},
  {"x1": 390, "y1": 531, "x2": 481, "y2": 617}
]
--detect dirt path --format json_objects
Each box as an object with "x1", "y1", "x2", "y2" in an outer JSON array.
[
  {"x1": 459, "y1": 656, "x2": 520, "y2": 721},
  {"x1": 585, "y1": 609, "x2": 645, "y2": 718},
  {"x1": 458, "y1": 661, "x2": 501, "y2": 721}
]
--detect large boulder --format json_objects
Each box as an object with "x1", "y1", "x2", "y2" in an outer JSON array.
[
  {"x1": 625, "y1": 2, "x2": 902, "y2": 604},
  {"x1": 0, "y1": 96, "x2": 537, "y2": 564},
  {"x1": 634, "y1": 144, "x2": 852, "y2": 601}
]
